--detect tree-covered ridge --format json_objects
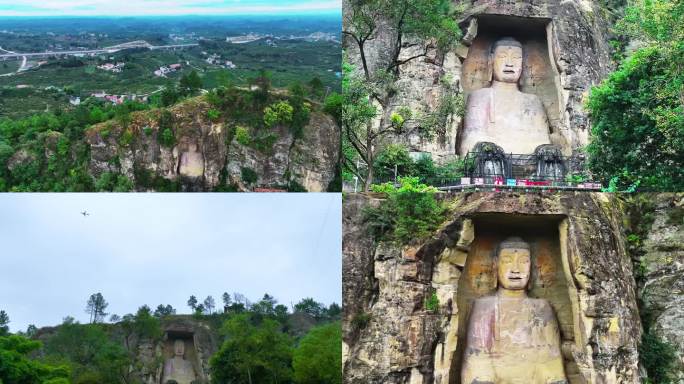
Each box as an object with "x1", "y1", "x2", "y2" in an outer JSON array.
[
  {"x1": 0, "y1": 70, "x2": 341, "y2": 192},
  {"x1": 587, "y1": 0, "x2": 683, "y2": 191},
  {"x1": 0, "y1": 292, "x2": 341, "y2": 384}
]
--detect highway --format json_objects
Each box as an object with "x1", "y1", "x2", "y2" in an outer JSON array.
[{"x1": 0, "y1": 42, "x2": 199, "y2": 60}]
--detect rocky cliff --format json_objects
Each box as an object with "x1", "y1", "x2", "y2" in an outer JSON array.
[
  {"x1": 343, "y1": 0, "x2": 616, "y2": 160},
  {"x1": 85, "y1": 96, "x2": 340, "y2": 192},
  {"x1": 627, "y1": 194, "x2": 684, "y2": 381},
  {"x1": 343, "y1": 192, "x2": 646, "y2": 384}
]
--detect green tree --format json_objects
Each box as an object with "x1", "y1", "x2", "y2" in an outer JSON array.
[
  {"x1": 204, "y1": 296, "x2": 216, "y2": 315},
  {"x1": 210, "y1": 314, "x2": 293, "y2": 384},
  {"x1": 0, "y1": 335, "x2": 71, "y2": 384},
  {"x1": 187, "y1": 295, "x2": 198, "y2": 311},
  {"x1": 325, "y1": 303, "x2": 342, "y2": 320},
  {"x1": 308, "y1": 77, "x2": 325, "y2": 99},
  {"x1": 160, "y1": 86, "x2": 179, "y2": 107},
  {"x1": 179, "y1": 70, "x2": 203, "y2": 96},
  {"x1": 366, "y1": 177, "x2": 446, "y2": 244},
  {"x1": 251, "y1": 294, "x2": 278, "y2": 316},
  {"x1": 153, "y1": 304, "x2": 176, "y2": 317},
  {"x1": 85, "y1": 293, "x2": 108, "y2": 324},
  {"x1": 293, "y1": 298, "x2": 325, "y2": 319},
  {"x1": 132, "y1": 305, "x2": 162, "y2": 340},
  {"x1": 0, "y1": 310, "x2": 8, "y2": 336},
  {"x1": 342, "y1": 0, "x2": 461, "y2": 190},
  {"x1": 292, "y1": 322, "x2": 342, "y2": 384},
  {"x1": 43, "y1": 319, "x2": 129, "y2": 384},
  {"x1": 373, "y1": 143, "x2": 415, "y2": 181},
  {"x1": 222, "y1": 292, "x2": 232, "y2": 309},
  {"x1": 587, "y1": 0, "x2": 684, "y2": 191},
  {"x1": 264, "y1": 101, "x2": 294, "y2": 128}
]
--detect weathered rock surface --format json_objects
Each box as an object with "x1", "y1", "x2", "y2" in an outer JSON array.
[
  {"x1": 343, "y1": 192, "x2": 642, "y2": 384},
  {"x1": 637, "y1": 194, "x2": 684, "y2": 381},
  {"x1": 85, "y1": 97, "x2": 339, "y2": 192}
]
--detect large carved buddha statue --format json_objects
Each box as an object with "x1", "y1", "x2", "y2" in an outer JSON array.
[
  {"x1": 459, "y1": 37, "x2": 552, "y2": 155},
  {"x1": 461, "y1": 237, "x2": 567, "y2": 384},
  {"x1": 162, "y1": 340, "x2": 197, "y2": 384}
]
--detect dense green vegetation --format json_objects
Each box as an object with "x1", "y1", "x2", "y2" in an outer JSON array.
[
  {"x1": 363, "y1": 177, "x2": 446, "y2": 244},
  {"x1": 372, "y1": 143, "x2": 470, "y2": 185},
  {"x1": 587, "y1": 0, "x2": 683, "y2": 191},
  {"x1": 0, "y1": 69, "x2": 337, "y2": 192},
  {"x1": 342, "y1": 0, "x2": 462, "y2": 190},
  {"x1": 0, "y1": 16, "x2": 340, "y2": 120},
  {"x1": 0, "y1": 292, "x2": 341, "y2": 384}
]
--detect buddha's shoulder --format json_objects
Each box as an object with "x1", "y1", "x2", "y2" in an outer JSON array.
[
  {"x1": 469, "y1": 87, "x2": 493, "y2": 100},
  {"x1": 521, "y1": 91, "x2": 545, "y2": 105},
  {"x1": 527, "y1": 297, "x2": 555, "y2": 312},
  {"x1": 472, "y1": 296, "x2": 497, "y2": 309}
]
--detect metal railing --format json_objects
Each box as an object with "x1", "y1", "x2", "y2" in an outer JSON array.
[{"x1": 365, "y1": 150, "x2": 602, "y2": 191}]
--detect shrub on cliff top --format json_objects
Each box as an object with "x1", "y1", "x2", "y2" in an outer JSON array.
[{"x1": 364, "y1": 177, "x2": 445, "y2": 244}]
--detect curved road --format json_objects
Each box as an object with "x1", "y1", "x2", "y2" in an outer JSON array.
[{"x1": 0, "y1": 46, "x2": 27, "y2": 77}]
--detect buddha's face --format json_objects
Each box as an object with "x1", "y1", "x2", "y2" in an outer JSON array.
[
  {"x1": 174, "y1": 340, "x2": 185, "y2": 357},
  {"x1": 497, "y1": 247, "x2": 531, "y2": 290},
  {"x1": 492, "y1": 44, "x2": 523, "y2": 83}
]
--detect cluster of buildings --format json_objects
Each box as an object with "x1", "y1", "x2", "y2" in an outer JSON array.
[
  {"x1": 202, "y1": 52, "x2": 236, "y2": 69},
  {"x1": 90, "y1": 91, "x2": 148, "y2": 105},
  {"x1": 97, "y1": 62, "x2": 125, "y2": 73},
  {"x1": 153, "y1": 63, "x2": 182, "y2": 77}
]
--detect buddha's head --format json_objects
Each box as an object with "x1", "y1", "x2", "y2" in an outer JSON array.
[
  {"x1": 490, "y1": 37, "x2": 523, "y2": 84},
  {"x1": 174, "y1": 340, "x2": 185, "y2": 358},
  {"x1": 494, "y1": 236, "x2": 531, "y2": 291}
]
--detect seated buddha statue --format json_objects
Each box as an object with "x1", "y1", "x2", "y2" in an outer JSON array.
[
  {"x1": 162, "y1": 340, "x2": 197, "y2": 384},
  {"x1": 459, "y1": 37, "x2": 553, "y2": 156},
  {"x1": 461, "y1": 237, "x2": 567, "y2": 384}
]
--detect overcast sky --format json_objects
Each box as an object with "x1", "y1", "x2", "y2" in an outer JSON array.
[
  {"x1": 0, "y1": 193, "x2": 341, "y2": 333},
  {"x1": 0, "y1": 0, "x2": 341, "y2": 16}
]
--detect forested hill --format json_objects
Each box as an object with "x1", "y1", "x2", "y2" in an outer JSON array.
[
  {"x1": 0, "y1": 72, "x2": 342, "y2": 192},
  {"x1": 0, "y1": 294, "x2": 342, "y2": 384}
]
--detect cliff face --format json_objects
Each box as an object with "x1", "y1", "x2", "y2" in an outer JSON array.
[
  {"x1": 343, "y1": 0, "x2": 615, "y2": 160},
  {"x1": 632, "y1": 194, "x2": 684, "y2": 381},
  {"x1": 85, "y1": 97, "x2": 340, "y2": 192},
  {"x1": 343, "y1": 192, "x2": 643, "y2": 384}
]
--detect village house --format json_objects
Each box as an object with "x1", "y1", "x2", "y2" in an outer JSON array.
[
  {"x1": 154, "y1": 63, "x2": 181, "y2": 77},
  {"x1": 97, "y1": 62, "x2": 125, "y2": 73}
]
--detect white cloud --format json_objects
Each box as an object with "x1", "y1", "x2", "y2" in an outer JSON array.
[{"x1": 0, "y1": 0, "x2": 341, "y2": 16}]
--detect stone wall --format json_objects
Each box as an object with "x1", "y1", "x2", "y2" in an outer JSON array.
[{"x1": 343, "y1": 192, "x2": 642, "y2": 384}]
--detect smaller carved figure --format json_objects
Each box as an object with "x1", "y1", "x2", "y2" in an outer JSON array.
[{"x1": 178, "y1": 142, "x2": 204, "y2": 178}]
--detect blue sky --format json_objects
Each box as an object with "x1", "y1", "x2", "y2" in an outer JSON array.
[
  {"x1": 0, "y1": 193, "x2": 341, "y2": 332},
  {"x1": 0, "y1": 0, "x2": 341, "y2": 16}
]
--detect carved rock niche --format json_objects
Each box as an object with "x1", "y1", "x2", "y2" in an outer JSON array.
[
  {"x1": 161, "y1": 329, "x2": 204, "y2": 384},
  {"x1": 458, "y1": 15, "x2": 566, "y2": 154},
  {"x1": 432, "y1": 214, "x2": 583, "y2": 384}
]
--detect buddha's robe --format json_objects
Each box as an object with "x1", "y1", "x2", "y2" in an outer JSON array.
[
  {"x1": 459, "y1": 87, "x2": 551, "y2": 155},
  {"x1": 461, "y1": 295, "x2": 567, "y2": 384}
]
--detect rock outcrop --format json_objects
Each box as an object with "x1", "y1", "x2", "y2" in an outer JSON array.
[
  {"x1": 85, "y1": 97, "x2": 340, "y2": 192},
  {"x1": 633, "y1": 194, "x2": 684, "y2": 381},
  {"x1": 343, "y1": 192, "x2": 643, "y2": 384}
]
